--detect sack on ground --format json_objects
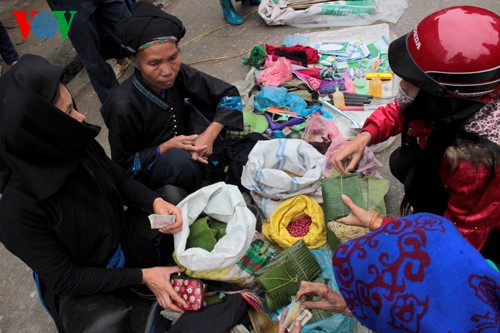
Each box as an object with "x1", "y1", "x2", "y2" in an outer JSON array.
[
  {"x1": 173, "y1": 183, "x2": 257, "y2": 286},
  {"x1": 241, "y1": 139, "x2": 326, "y2": 219},
  {"x1": 258, "y1": 0, "x2": 408, "y2": 28},
  {"x1": 262, "y1": 195, "x2": 327, "y2": 250}
]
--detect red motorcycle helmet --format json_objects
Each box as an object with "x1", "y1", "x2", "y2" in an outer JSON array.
[{"x1": 389, "y1": 6, "x2": 500, "y2": 99}]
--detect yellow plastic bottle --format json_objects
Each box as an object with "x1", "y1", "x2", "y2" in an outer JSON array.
[
  {"x1": 369, "y1": 74, "x2": 382, "y2": 98},
  {"x1": 333, "y1": 87, "x2": 346, "y2": 108}
]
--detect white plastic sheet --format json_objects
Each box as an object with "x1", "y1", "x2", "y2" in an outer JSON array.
[{"x1": 258, "y1": 0, "x2": 408, "y2": 28}]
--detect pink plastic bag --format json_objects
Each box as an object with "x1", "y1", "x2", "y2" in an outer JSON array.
[
  {"x1": 303, "y1": 114, "x2": 380, "y2": 176},
  {"x1": 302, "y1": 114, "x2": 341, "y2": 154},
  {"x1": 324, "y1": 140, "x2": 380, "y2": 177},
  {"x1": 256, "y1": 56, "x2": 293, "y2": 86}
]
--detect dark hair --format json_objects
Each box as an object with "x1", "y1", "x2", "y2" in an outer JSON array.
[{"x1": 399, "y1": 91, "x2": 485, "y2": 215}]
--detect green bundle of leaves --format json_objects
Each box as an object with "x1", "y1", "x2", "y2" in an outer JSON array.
[
  {"x1": 255, "y1": 240, "x2": 321, "y2": 312},
  {"x1": 321, "y1": 172, "x2": 389, "y2": 222},
  {"x1": 187, "y1": 216, "x2": 227, "y2": 251}
]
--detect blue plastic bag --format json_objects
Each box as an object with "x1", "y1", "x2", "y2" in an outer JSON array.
[
  {"x1": 301, "y1": 248, "x2": 354, "y2": 333},
  {"x1": 254, "y1": 86, "x2": 288, "y2": 112}
]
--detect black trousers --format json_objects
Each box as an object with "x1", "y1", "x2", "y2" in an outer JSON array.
[
  {"x1": 58, "y1": 283, "x2": 249, "y2": 333},
  {"x1": 46, "y1": 0, "x2": 131, "y2": 103},
  {"x1": 58, "y1": 290, "x2": 151, "y2": 333},
  {"x1": 139, "y1": 149, "x2": 202, "y2": 195},
  {"x1": 0, "y1": 21, "x2": 19, "y2": 65}
]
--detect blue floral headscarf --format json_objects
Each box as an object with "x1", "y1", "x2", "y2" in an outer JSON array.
[{"x1": 333, "y1": 213, "x2": 500, "y2": 332}]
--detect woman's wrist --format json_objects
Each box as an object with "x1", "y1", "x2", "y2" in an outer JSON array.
[
  {"x1": 368, "y1": 212, "x2": 381, "y2": 230},
  {"x1": 141, "y1": 268, "x2": 148, "y2": 284},
  {"x1": 357, "y1": 131, "x2": 372, "y2": 146},
  {"x1": 203, "y1": 122, "x2": 224, "y2": 140},
  {"x1": 158, "y1": 141, "x2": 169, "y2": 154}
]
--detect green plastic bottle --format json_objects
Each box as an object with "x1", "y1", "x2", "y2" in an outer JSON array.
[{"x1": 354, "y1": 77, "x2": 368, "y2": 95}]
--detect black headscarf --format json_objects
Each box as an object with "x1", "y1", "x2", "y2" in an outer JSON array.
[
  {"x1": 116, "y1": 2, "x2": 186, "y2": 53},
  {"x1": 0, "y1": 54, "x2": 100, "y2": 199}
]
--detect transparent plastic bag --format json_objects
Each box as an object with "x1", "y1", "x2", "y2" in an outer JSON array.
[
  {"x1": 302, "y1": 114, "x2": 341, "y2": 155},
  {"x1": 324, "y1": 139, "x2": 380, "y2": 177},
  {"x1": 302, "y1": 114, "x2": 380, "y2": 176}
]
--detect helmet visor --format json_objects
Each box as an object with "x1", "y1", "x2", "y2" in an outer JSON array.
[{"x1": 389, "y1": 34, "x2": 447, "y2": 96}]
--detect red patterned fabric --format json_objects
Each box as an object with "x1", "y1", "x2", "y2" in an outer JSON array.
[{"x1": 171, "y1": 275, "x2": 206, "y2": 311}]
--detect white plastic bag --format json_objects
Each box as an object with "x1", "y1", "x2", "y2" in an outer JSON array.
[
  {"x1": 241, "y1": 139, "x2": 326, "y2": 219},
  {"x1": 174, "y1": 182, "x2": 256, "y2": 271},
  {"x1": 258, "y1": 0, "x2": 408, "y2": 28}
]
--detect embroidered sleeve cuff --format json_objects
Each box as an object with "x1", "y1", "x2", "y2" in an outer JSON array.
[
  {"x1": 146, "y1": 147, "x2": 161, "y2": 173},
  {"x1": 133, "y1": 153, "x2": 142, "y2": 176},
  {"x1": 217, "y1": 96, "x2": 242, "y2": 113}
]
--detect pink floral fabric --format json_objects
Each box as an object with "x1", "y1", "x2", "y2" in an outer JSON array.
[{"x1": 464, "y1": 98, "x2": 500, "y2": 145}]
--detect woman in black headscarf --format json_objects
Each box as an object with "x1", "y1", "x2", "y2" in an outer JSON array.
[{"x1": 0, "y1": 54, "x2": 188, "y2": 332}]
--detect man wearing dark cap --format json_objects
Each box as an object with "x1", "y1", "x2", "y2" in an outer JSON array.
[{"x1": 101, "y1": 2, "x2": 243, "y2": 194}]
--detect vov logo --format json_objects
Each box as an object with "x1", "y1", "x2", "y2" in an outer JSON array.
[{"x1": 12, "y1": 10, "x2": 77, "y2": 40}]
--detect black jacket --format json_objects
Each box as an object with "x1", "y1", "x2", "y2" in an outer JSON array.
[
  {"x1": 0, "y1": 55, "x2": 158, "y2": 299},
  {"x1": 100, "y1": 64, "x2": 243, "y2": 175}
]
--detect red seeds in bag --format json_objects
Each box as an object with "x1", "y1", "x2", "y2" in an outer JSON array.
[{"x1": 287, "y1": 215, "x2": 312, "y2": 237}]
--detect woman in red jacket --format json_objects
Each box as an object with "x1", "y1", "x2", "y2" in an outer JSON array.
[{"x1": 332, "y1": 6, "x2": 500, "y2": 262}]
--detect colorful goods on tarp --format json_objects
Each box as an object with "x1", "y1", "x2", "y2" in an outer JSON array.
[
  {"x1": 171, "y1": 13, "x2": 429, "y2": 333},
  {"x1": 240, "y1": 23, "x2": 399, "y2": 154}
]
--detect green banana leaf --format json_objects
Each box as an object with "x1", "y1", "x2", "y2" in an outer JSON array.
[
  {"x1": 321, "y1": 172, "x2": 389, "y2": 222},
  {"x1": 321, "y1": 173, "x2": 365, "y2": 221},
  {"x1": 255, "y1": 240, "x2": 321, "y2": 312},
  {"x1": 363, "y1": 175, "x2": 390, "y2": 216},
  {"x1": 187, "y1": 216, "x2": 228, "y2": 252},
  {"x1": 187, "y1": 216, "x2": 217, "y2": 251}
]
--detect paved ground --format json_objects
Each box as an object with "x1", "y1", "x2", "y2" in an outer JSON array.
[{"x1": 1, "y1": 0, "x2": 498, "y2": 332}]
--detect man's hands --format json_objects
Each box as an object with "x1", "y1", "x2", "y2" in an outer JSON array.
[
  {"x1": 331, "y1": 131, "x2": 371, "y2": 174},
  {"x1": 152, "y1": 197, "x2": 183, "y2": 233},
  {"x1": 141, "y1": 266, "x2": 188, "y2": 312},
  {"x1": 278, "y1": 280, "x2": 354, "y2": 332},
  {"x1": 295, "y1": 281, "x2": 352, "y2": 316}
]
